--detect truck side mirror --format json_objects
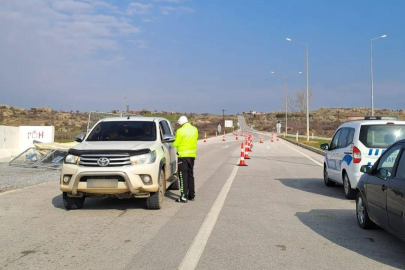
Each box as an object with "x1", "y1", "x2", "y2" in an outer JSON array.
[{"x1": 75, "y1": 134, "x2": 85, "y2": 142}]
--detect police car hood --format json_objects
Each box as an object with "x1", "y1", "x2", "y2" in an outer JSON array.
[{"x1": 73, "y1": 141, "x2": 158, "y2": 152}]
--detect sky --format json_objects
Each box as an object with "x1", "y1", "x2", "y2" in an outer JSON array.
[{"x1": 0, "y1": 0, "x2": 404, "y2": 114}]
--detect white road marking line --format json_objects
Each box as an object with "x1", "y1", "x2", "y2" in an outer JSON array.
[
  {"x1": 178, "y1": 165, "x2": 239, "y2": 270},
  {"x1": 222, "y1": 145, "x2": 229, "y2": 149},
  {"x1": 266, "y1": 145, "x2": 270, "y2": 149},
  {"x1": 280, "y1": 140, "x2": 323, "y2": 167}
]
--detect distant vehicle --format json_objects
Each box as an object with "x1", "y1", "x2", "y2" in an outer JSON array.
[
  {"x1": 60, "y1": 117, "x2": 179, "y2": 210},
  {"x1": 320, "y1": 116, "x2": 405, "y2": 199},
  {"x1": 356, "y1": 139, "x2": 405, "y2": 242}
]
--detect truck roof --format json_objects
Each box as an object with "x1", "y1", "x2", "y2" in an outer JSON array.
[{"x1": 100, "y1": 117, "x2": 169, "y2": 122}]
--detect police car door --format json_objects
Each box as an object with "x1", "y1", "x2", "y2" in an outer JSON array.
[
  {"x1": 336, "y1": 128, "x2": 355, "y2": 181},
  {"x1": 160, "y1": 120, "x2": 176, "y2": 175},
  {"x1": 327, "y1": 129, "x2": 342, "y2": 181}
]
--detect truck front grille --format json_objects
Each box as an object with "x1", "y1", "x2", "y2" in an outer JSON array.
[{"x1": 79, "y1": 154, "x2": 131, "y2": 167}]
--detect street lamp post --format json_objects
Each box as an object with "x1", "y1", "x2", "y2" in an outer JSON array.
[
  {"x1": 286, "y1": 38, "x2": 310, "y2": 141},
  {"x1": 271, "y1": 71, "x2": 302, "y2": 137},
  {"x1": 370, "y1": 35, "x2": 387, "y2": 116}
]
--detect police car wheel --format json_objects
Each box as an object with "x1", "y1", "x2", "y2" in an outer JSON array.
[
  {"x1": 324, "y1": 165, "x2": 335, "y2": 187},
  {"x1": 343, "y1": 173, "x2": 356, "y2": 199}
]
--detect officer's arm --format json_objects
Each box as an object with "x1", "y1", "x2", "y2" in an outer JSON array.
[{"x1": 172, "y1": 130, "x2": 182, "y2": 148}]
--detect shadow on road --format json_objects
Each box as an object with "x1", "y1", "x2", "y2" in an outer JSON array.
[
  {"x1": 296, "y1": 209, "x2": 405, "y2": 268},
  {"x1": 52, "y1": 194, "x2": 146, "y2": 210},
  {"x1": 278, "y1": 178, "x2": 345, "y2": 200},
  {"x1": 253, "y1": 156, "x2": 321, "y2": 167}
]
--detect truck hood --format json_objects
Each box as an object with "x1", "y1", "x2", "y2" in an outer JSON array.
[{"x1": 73, "y1": 141, "x2": 158, "y2": 151}]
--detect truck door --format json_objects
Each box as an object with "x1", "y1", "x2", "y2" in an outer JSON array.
[{"x1": 160, "y1": 120, "x2": 176, "y2": 175}]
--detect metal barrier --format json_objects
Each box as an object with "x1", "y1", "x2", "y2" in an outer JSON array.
[{"x1": 9, "y1": 147, "x2": 68, "y2": 170}]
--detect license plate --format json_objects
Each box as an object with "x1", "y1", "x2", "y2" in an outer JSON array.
[{"x1": 87, "y1": 179, "x2": 118, "y2": 188}]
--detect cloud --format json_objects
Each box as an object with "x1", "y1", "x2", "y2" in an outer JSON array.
[
  {"x1": 142, "y1": 18, "x2": 154, "y2": 23},
  {"x1": 160, "y1": 5, "x2": 193, "y2": 15},
  {"x1": 149, "y1": 0, "x2": 182, "y2": 2},
  {"x1": 127, "y1": 2, "x2": 153, "y2": 15},
  {"x1": 53, "y1": 0, "x2": 93, "y2": 13}
]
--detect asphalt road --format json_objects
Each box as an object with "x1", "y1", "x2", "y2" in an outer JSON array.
[{"x1": 1, "y1": 117, "x2": 405, "y2": 270}]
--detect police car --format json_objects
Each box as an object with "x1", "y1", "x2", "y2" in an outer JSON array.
[{"x1": 320, "y1": 116, "x2": 405, "y2": 199}]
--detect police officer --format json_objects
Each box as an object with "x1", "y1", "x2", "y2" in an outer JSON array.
[{"x1": 173, "y1": 116, "x2": 198, "y2": 203}]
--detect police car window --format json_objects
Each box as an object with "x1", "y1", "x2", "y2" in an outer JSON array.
[
  {"x1": 338, "y1": 128, "x2": 355, "y2": 148},
  {"x1": 395, "y1": 150, "x2": 405, "y2": 179},
  {"x1": 161, "y1": 121, "x2": 172, "y2": 135},
  {"x1": 377, "y1": 145, "x2": 401, "y2": 177},
  {"x1": 360, "y1": 125, "x2": 405, "y2": 148},
  {"x1": 330, "y1": 129, "x2": 341, "y2": 150}
]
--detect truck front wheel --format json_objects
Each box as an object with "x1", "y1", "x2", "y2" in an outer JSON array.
[
  {"x1": 146, "y1": 170, "x2": 165, "y2": 210},
  {"x1": 63, "y1": 192, "x2": 85, "y2": 210}
]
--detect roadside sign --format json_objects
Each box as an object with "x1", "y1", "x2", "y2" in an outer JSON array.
[
  {"x1": 218, "y1": 124, "x2": 222, "y2": 133},
  {"x1": 225, "y1": 120, "x2": 233, "y2": 128}
]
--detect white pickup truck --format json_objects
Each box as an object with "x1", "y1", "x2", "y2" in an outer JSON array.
[{"x1": 60, "y1": 117, "x2": 179, "y2": 210}]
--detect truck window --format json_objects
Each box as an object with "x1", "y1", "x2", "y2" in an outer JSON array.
[{"x1": 87, "y1": 121, "x2": 157, "y2": 141}]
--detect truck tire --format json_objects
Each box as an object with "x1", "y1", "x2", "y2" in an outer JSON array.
[
  {"x1": 146, "y1": 170, "x2": 165, "y2": 210},
  {"x1": 168, "y1": 175, "x2": 180, "y2": 190},
  {"x1": 343, "y1": 173, "x2": 356, "y2": 199},
  {"x1": 63, "y1": 192, "x2": 85, "y2": 210}
]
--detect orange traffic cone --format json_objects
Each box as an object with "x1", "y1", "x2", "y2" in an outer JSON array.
[
  {"x1": 244, "y1": 140, "x2": 250, "y2": 159},
  {"x1": 260, "y1": 136, "x2": 263, "y2": 143},
  {"x1": 204, "y1": 133, "x2": 207, "y2": 142},
  {"x1": 237, "y1": 143, "x2": 247, "y2": 166},
  {"x1": 271, "y1": 134, "x2": 274, "y2": 142},
  {"x1": 236, "y1": 134, "x2": 238, "y2": 141}
]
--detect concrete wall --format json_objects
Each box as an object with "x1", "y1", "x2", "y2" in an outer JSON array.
[
  {"x1": 0, "y1": 126, "x2": 20, "y2": 162},
  {"x1": 19, "y1": 126, "x2": 55, "y2": 152},
  {"x1": 0, "y1": 125, "x2": 55, "y2": 162}
]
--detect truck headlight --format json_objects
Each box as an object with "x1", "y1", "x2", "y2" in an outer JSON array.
[
  {"x1": 130, "y1": 151, "x2": 156, "y2": 165},
  {"x1": 65, "y1": 154, "x2": 79, "y2": 164}
]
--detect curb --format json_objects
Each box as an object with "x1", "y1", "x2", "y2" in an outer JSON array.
[{"x1": 281, "y1": 137, "x2": 325, "y2": 156}]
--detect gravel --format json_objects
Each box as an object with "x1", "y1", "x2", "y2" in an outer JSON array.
[{"x1": 0, "y1": 163, "x2": 60, "y2": 193}]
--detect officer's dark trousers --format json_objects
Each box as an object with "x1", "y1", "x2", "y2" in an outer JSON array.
[{"x1": 178, "y1": 157, "x2": 195, "y2": 199}]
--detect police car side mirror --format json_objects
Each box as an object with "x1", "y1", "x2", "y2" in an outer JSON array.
[
  {"x1": 320, "y1": 143, "x2": 329, "y2": 151},
  {"x1": 360, "y1": 165, "x2": 372, "y2": 174}
]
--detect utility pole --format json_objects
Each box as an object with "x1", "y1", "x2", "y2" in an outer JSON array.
[
  {"x1": 222, "y1": 109, "x2": 226, "y2": 128},
  {"x1": 124, "y1": 90, "x2": 130, "y2": 113}
]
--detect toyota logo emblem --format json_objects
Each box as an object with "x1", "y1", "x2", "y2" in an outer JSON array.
[{"x1": 97, "y1": 157, "x2": 110, "y2": 167}]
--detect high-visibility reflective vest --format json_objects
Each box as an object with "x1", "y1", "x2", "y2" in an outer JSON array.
[{"x1": 173, "y1": 123, "x2": 198, "y2": 157}]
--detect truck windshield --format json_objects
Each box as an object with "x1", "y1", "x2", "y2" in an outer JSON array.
[
  {"x1": 359, "y1": 124, "x2": 405, "y2": 148},
  {"x1": 86, "y1": 121, "x2": 156, "y2": 141}
]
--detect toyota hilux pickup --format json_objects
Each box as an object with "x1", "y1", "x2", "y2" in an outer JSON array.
[{"x1": 60, "y1": 117, "x2": 179, "y2": 210}]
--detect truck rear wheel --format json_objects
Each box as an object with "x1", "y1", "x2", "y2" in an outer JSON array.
[
  {"x1": 168, "y1": 175, "x2": 180, "y2": 190},
  {"x1": 146, "y1": 170, "x2": 165, "y2": 210},
  {"x1": 63, "y1": 192, "x2": 85, "y2": 210}
]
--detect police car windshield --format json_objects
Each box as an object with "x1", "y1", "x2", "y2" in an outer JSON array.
[
  {"x1": 360, "y1": 125, "x2": 405, "y2": 148},
  {"x1": 86, "y1": 121, "x2": 156, "y2": 141}
]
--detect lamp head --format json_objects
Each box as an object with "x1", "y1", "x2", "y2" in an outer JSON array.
[
  {"x1": 286, "y1": 38, "x2": 291, "y2": 41},
  {"x1": 381, "y1": 35, "x2": 387, "y2": 38}
]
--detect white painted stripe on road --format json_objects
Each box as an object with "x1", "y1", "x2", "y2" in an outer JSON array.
[
  {"x1": 178, "y1": 165, "x2": 239, "y2": 270},
  {"x1": 280, "y1": 141, "x2": 323, "y2": 167},
  {"x1": 266, "y1": 145, "x2": 270, "y2": 149},
  {"x1": 222, "y1": 145, "x2": 229, "y2": 149}
]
